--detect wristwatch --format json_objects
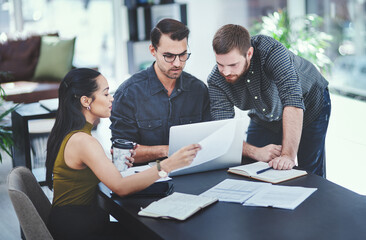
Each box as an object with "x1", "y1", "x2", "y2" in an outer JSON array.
[{"x1": 156, "y1": 160, "x2": 168, "y2": 178}]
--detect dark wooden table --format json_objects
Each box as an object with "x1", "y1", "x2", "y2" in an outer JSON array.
[{"x1": 98, "y1": 169, "x2": 366, "y2": 240}]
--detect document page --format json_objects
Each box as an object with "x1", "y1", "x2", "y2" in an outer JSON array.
[
  {"x1": 243, "y1": 185, "x2": 317, "y2": 210},
  {"x1": 138, "y1": 192, "x2": 217, "y2": 220},
  {"x1": 190, "y1": 121, "x2": 236, "y2": 167},
  {"x1": 174, "y1": 120, "x2": 236, "y2": 172},
  {"x1": 200, "y1": 179, "x2": 271, "y2": 203},
  {"x1": 121, "y1": 165, "x2": 171, "y2": 182}
]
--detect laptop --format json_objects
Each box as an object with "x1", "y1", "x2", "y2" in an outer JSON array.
[{"x1": 168, "y1": 118, "x2": 246, "y2": 177}]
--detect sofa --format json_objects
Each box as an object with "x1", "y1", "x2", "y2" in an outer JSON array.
[{"x1": 0, "y1": 34, "x2": 75, "y2": 103}]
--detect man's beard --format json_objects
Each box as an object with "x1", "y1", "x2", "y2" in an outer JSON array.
[{"x1": 221, "y1": 59, "x2": 250, "y2": 84}]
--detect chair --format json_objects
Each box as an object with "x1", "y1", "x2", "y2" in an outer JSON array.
[{"x1": 7, "y1": 166, "x2": 53, "y2": 240}]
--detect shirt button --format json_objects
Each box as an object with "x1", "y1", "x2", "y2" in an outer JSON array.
[
  {"x1": 254, "y1": 96, "x2": 258, "y2": 99},
  {"x1": 276, "y1": 117, "x2": 279, "y2": 120},
  {"x1": 247, "y1": 79, "x2": 250, "y2": 83},
  {"x1": 148, "y1": 124, "x2": 151, "y2": 128},
  {"x1": 262, "y1": 108, "x2": 265, "y2": 112},
  {"x1": 251, "y1": 71, "x2": 254, "y2": 74},
  {"x1": 271, "y1": 114, "x2": 273, "y2": 117},
  {"x1": 177, "y1": 89, "x2": 181, "y2": 92}
]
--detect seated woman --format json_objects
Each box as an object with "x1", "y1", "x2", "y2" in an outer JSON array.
[{"x1": 46, "y1": 68, "x2": 201, "y2": 240}]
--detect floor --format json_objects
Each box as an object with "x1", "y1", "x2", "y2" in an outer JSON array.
[{"x1": 1, "y1": 92, "x2": 366, "y2": 239}]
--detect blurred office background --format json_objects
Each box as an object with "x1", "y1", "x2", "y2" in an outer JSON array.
[{"x1": 1, "y1": 0, "x2": 366, "y2": 239}]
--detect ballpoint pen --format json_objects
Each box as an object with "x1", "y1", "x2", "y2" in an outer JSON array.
[{"x1": 256, "y1": 167, "x2": 273, "y2": 174}]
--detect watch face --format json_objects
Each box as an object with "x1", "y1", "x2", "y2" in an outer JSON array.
[{"x1": 158, "y1": 170, "x2": 168, "y2": 178}]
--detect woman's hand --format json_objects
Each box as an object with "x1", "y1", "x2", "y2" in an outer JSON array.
[
  {"x1": 162, "y1": 144, "x2": 201, "y2": 172},
  {"x1": 125, "y1": 144, "x2": 138, "y2": 168}
]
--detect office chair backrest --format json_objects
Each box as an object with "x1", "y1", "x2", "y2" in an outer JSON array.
[{"x1": 7, "y1": 166, "x2": 53, "y2": 240}]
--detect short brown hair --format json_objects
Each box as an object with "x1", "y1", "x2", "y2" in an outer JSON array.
[
  {"x1": 150, "y1": 18, "x2": 189, "y2": 49},
  {"x1": 212, "y1": 24, "x2": 251, "y2": 56}
]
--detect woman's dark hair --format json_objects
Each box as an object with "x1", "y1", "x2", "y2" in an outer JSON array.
[
  {"x1": 213, "y1": 24, "x2": 251, "y2": 56},
  {"x1": 45, "y1": 68, "x2": 100, "y2": 189},
  {"x1": 150, "y1": 18, "x2": 190, "y2": 49}
]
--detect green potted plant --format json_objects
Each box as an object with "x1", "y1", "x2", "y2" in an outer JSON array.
[
  {"x1": 250, "y1": 9, "x2": 333, "y2": 75},
  {"x1": 0, "y1": 84, "x2": 19, "y2": 163}
]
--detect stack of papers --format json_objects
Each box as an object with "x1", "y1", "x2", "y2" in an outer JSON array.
[{"x1": 200, "y1": 179, "x2": 316, "y2": 210}]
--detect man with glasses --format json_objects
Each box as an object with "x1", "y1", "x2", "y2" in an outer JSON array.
[{"x1": 110, "y1": 18, "x2": 211, "y2": 164}]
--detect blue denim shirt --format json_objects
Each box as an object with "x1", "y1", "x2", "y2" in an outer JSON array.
[{"x1": 110, "y1": 63, "x2": 211, "y2": 145}]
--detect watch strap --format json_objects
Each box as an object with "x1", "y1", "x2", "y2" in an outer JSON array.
[{"x1": 156, "y1": 160, "x2": 162, "y2": 171}]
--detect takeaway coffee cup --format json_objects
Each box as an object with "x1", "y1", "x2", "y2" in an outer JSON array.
[{"x1": 112, "y1": 139, "x2": 134, "y2": 172}]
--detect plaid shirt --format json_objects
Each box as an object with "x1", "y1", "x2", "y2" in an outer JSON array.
[{"x1": 208, "y1": 35, "x2": 328, "y2": 133}]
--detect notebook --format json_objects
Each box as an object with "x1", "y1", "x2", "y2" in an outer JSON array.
[{"x1": 168, "y1": 118, "x2": 246, "y2": 177}]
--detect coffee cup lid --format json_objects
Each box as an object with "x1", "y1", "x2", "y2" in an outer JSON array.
[{"x1": 113, "y1": 139, "x2": 134, "y2": 149}]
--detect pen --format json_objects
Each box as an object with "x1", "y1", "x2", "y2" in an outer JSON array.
[{"x1": 256, "y1": 167, "x2": 273, "y2": 174}]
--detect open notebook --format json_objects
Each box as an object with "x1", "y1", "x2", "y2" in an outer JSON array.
[{"x1": 228, "y1": 162, "x2": 307, "y2": 184}]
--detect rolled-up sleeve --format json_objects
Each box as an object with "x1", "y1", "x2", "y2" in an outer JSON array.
[{"x1": 265, "y1": 43, "x2": 305, "y2": 110}]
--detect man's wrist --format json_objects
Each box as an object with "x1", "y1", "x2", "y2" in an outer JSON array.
[
  {"x1": 160, "y1": 145, "x2": 169, "y2": 158},
  {"x1": 243, "y1": 142, "x2": 258, "y2": 160}
]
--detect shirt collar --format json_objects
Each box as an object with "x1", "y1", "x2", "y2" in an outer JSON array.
[
  {"x1": 84, "y1": 121, "x2": 94, "y2": 134},
  {"x1": 148, "y1": 62, "x2": 190, "y2": 95}
]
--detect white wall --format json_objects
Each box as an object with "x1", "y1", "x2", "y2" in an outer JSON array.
[{"x1": 176, "y1": 0, "x2": 248, "y2": 82}]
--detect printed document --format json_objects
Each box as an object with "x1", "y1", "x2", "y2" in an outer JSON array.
[
  {"x1": 243, "y1": 185, "x2": 317, "y2": 210},
  {"x1": 200, "y1": 179, "x2": 270, "y2": 203},
  {"x1": 201, "y1": 179, "x2": 317, "y2": 210}
]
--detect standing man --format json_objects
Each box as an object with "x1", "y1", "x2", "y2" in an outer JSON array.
[
  {"x1": 110, "y1": 18, "x2": 211, "y2": 164},
  {"x1": 208, "y1": 24, "x2": 331, "y2": 177}
]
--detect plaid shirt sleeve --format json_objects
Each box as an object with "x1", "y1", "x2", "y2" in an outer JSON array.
[
  {"x1": 207, "y1": 69, "x2": 235, "y2": 120},
  {"x1": 264, "y1": 40, "x2": 305, "y2": 110}
]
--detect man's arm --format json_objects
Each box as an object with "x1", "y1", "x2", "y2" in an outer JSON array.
[
  {"x1": 269, "y1": 106, "x2": 303, "y2": 170},
  {"x1": 208, "y1": 70, "x2": 282, "y2": 162},
  {"x1": 207, "y1": 75, "x2": 235, "y2": 120},
  {"x1": 242, "y1": 141, "x2": 282, "y2": 162},
  {"x1": 262, "y1": 40, "x2": 304, "y2": 169},
  {"x1": 134, "y1": 145, "x2": 169, "y2": 163}
]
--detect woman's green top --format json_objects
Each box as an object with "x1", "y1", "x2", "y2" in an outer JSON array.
[{"x1": 52, "y1": 122, "x2": 100, "y2": 207}]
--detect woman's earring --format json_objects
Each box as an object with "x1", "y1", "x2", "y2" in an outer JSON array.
[{"x1": 87, "y1": 106, "x2": 91, "y2": 111}]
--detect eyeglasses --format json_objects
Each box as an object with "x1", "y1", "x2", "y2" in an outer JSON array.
[{"x1": 156, "y1": 49, "x2": 191, "y2": 63}]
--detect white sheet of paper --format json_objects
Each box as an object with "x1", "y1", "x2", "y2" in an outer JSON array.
[
  {"x1": 121, "y1": 165, "x2": 171, "y2": 182},
  {"x1": 177, "y1": 120, "x2": 236, "y2": 171},
  {"x1": 243, "y1": 185, "x2": 317, "y2": 210},
  {"x1": 200, "y1": 179, "x2": 271, "y2": 203}
]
